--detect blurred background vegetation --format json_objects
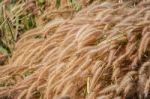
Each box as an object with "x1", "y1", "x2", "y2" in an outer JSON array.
[{"x1": 0, "y1": 0, "x2": 39, "y2": 64}]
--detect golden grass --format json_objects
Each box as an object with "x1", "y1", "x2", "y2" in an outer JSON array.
[{"x1": 0, "y1": 0, "x2": 150, "y2": 99}]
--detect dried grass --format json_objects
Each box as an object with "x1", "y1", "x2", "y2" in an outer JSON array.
[{"x1": 0, "y1": 0, "x2": 150, "y2": 99}]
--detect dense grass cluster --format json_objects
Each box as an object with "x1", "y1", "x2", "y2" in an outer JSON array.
[
  {"x1": 0, "y1": 0, "x2": 142, "y2": 58},
  {"x1": 0, "y1": 0, "x2": 88, "y2": 64},
  {"x1": 0, "y1": 0, "x2": 144, "y2": 66},
  {"x1": 0, "y1": 0, "x2": 149, "y2": 99},
  {"x1": 0, "y1": 0, "x2": 150, "y2": 99}
]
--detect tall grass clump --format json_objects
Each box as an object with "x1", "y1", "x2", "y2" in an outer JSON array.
[{"x1": 0, "y1": 0, "x2": 149, "y2": 99}]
